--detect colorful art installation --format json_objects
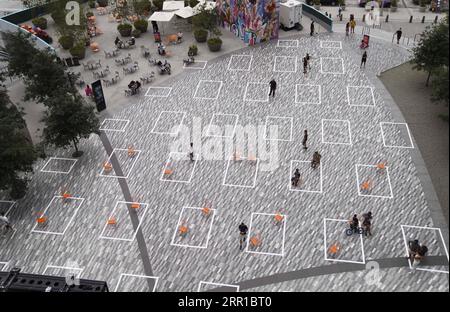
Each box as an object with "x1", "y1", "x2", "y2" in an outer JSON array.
[{"x1": 216, "y1": 0, "x2": 280, "y2": 45}]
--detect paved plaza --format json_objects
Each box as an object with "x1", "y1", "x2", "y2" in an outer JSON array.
[{"x1": 0, "y1": 30, "x2": 448, "y2": 292}]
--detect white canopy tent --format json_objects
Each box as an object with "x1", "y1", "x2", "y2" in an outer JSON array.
[
  {"x1": 174, "y1": 6, "x2": 196, "y2": 19},
  {"x1": 148, "y1": 11, "x2": 175, "y2": 35},
  {"x1": 163, "y1": 1, "x2": 186, "y2": 11}
]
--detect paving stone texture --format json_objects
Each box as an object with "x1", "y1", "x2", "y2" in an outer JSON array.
[{"x1": 0, "y1": 32, "x2": 448, "y2": 292}]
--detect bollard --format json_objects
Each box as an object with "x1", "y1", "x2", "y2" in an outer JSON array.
[
  {"x1": 409, "y1": 15, "x2": 413, "y2": 23},
  {"x1": 362, "y1": 14, "x2": 366, "y2": 23},
  {"x1": 385, "y1": 14, "x2": 389, "y2": 23},
  {"x1": 422, "y1": 16, "x2": 425, "y2": 23},
  {"x1": 434, "y1": 16, "x2": 438, "y2": 23}
]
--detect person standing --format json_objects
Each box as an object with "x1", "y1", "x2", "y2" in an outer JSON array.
[
  {"x1": 310, "y1": 20, "x2": 315, "y2": 36},
  {"x1": 239, "y1": 222, "x2": 248, "y2": 251},
  {"x1": 84, "y1": 84, "x2": 93, "y2": 97},
  {"x1": 188, "y1": 142, "x2": 194, "y2": 162},
  {"x1": 0, "y1": 213, "x2": 13, "y2": 236},
  {"x1": 306, "y1": 53, "x2": 311, "y2": 70},
  {"x1": 350, "y1": 19, "x2": 356, "y2": 34},
  {"x1": 269, "y1": 79, "x2": 277, "y2": 97},
  {"x1": 395, "y1": 28, "x2": 403, "y2": 44},
  {"x1": 302, "y1": 130, "x2": 308, "y2": 150},
  {"x1": 311, "y1": 151, "x2": 322, "y2": 169},
  {"x1": 303, "y1": 57, "x2": 308, "y2": 74},
  {"x1": 361, "y1": 51, "x2": 367, "y2": 68}
]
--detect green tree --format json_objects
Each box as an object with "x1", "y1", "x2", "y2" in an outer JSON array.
[
  {"x1": 411, "y1": 16, "x2": 449, "y2": 86},
  {"x1": 430, "y1": 67, "x2": 449, "y2": 106},
  {"x1": 192, "y1": 3, "x2": 221, "y2": 38},
  {"x1": 42, "y1": 89, "x2": 100, "y2": 157},
  {"x1": 0, "y1": 31, "x2": 75, "y2": 102},
  {"x1": 0, "y1": 80, "x2": 37, "y2": 199}
]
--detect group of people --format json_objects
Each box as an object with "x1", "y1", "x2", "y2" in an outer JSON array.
[
  {"x1": 290, "y1": 151, "x2": 322, "y2": 187},
  {"x1": 115, "y1": 36, "x2": 135, "y2": 49},
  {"x1": 349, "y1": 212, "x2": 373, "y2": 236},
  {"x1": 408, "y1": 239, "x2": 428, "y2": 272},
  {"x1": 345, "y1": 15, "x2": 357, "y2": 36},
  {"x1": 127, "y1": 80, "x2": 141, "y2": 95}
]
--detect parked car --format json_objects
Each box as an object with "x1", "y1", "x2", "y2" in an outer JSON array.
[{"x1": 358, "y1": 0, "x2": 392, "y2": 8}]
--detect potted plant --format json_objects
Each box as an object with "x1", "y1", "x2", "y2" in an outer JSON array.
[
  {"x1": 194, "y1": 29, "x2": 208, "y2": 42},
  {"x1": 96, "y1": 0, "x2": 108, "y2": 7},
  {"x1": 118, "y1": 23, "x2": 133, "y2": 37},
  {"x1": 419, "y1": 0, "x2": 426, "y2": 12},
  {"x1": 58, "y1": 35, "x2": 75, "y2": 50},
  {"x1": 88, "y1": 0, "x2": 96, "y2": 8},
  {"x1": 188, "y1": 44, "x2": 198, "y2": 56},
  {"x1": 131, "y1": 29, "x2": 141, "y2": 38},
  {"x1": 32, "y1": 17, "x2": 47, "y2": 29},
  {"x1": 207, "y1": 37, "x2": 222, "y2": 52},
  {"x1": 69, "y1": 42, "x2": 86, "y2": 59},
  {"x1": 153, "y1": 0, "x2": 164, "y2": 11},
  {"x1": 134, "y1": 19, "x2": 148, "y2": 33},
  {"x1": 391, "y1": 0, "x2": 398, "y2": 12},
  {"x1": 313, "y1": 0, "x2": 321, "y2": 10}
]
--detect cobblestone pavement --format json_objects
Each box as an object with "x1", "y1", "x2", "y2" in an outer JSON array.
[{"x1": 1, "y1": 32, "x2": 448, "y2": 292}]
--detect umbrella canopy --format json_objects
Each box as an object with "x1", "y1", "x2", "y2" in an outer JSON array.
[
  {"x1": 174, "y1": 6, "x2": 196, "y2": 19},
  {"x1": 148, "y1": 11, "x2": 175, "y2": 22},
  {"x1": 163, "y1": 1, "x2": 186, "y2": 11}
]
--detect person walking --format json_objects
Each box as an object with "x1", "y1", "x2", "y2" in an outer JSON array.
[
  {"x1": 239, "y1": 222, "x2": 248, "y2": 251},
  {"x1": 0, "y1": 213, "x2": 13, "y2": 236},
  {"x1": 362, "y1": 218, "x2": 372, "y2": 236},
  {"x1": 395, "y1": 28, "x2": 403, "y2": 44},
  {"x1": 350, "y1": 19, "x2": 356, "y2": 34},
  {"x1": 306, "y1": 53, "x2": 311, "y2": 70},
  {"x1": 310, "y1": 20, "x2": 315, "y2": 36},
  {"x1": 188, "y1": 142, "x2": 194, "y2": 162},
  {"x1": 84, "y1": 84, "x2": 93, "y2": 97},
  {"x1": 408, "y1": 239, "x2": 421, "y2": 262},
  {"x1": 345, "y1": 22, "x2": 350, "y2": 37},
  {"x1": 302, "y1": 57, "x2": 308, "y2": 74},
  {"x1": 361, "y1": 51, "x2": 367, "y2": 68},
  {"x1": 410, "y1": 245, "x2": 428, "y2": 273},
  {"x1": 269, "y1": 79, "x2": 277, "y2": 98},
  {"x1": 311, "y1": 151, "x2": 322, "y2": 169},
  {"x1": 302, "y1": 130, "x2": 308, "y2": 150},
  {"x1": 291, "y1": 169, "x2": 301, "y2": 187}
]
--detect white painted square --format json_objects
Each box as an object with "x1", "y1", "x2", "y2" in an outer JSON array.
[
  {"x1": 40, "y1": 157, "x2": 78, "y2": 174},
  {"x1": 320, "y1": 40, "x2": 342, "y2": 49},
  {"x1": 227, "y1": 54, "x2": 253, "y2": 71},
  {"x1": 244, "y1": 82, "x2": 269, "y2": 102},
  {"x1": 99, "y1": 118, "x2": 130, "y2": 132},
  {"x1": 150, "y1": 110, "x2": 186, "y2": 135},
  {"x1": 355, "y1": 164, "x2": 394, "y2": 199},
  {"x1": 0, "y1": 200, "x2": 15, "y2": 217},
  {"x1": 273, "y1": 56, "x2": 297, "y2": 73},
  {"x1": 115, "y1": 274, "x2": 159, "y2": 292},
  {"x1": 324, "y1": 218, "x2": 366, "y2": 264},
  {"x1": 99, "y1": 201, "x2": 149, "y2": 242},
  {"x1": 170, "y1": 206, "x2": 216, "y2": 249},
  {"x1": 347, "y1": 86, "x2": 376, "y2": 107},
  {"x1": 183, "y1": 60, "x2": 207, "y2": 70},
  {"x1": 0, "y1": 261, "x2": 8, "y2": 272},
  {"x1": 295, "y1": 84, "x2": 321, "y2": 105},
  {"x1": 245, "y1": 212, "x2": 287, "y2": 257},
  {"x1": 380, "y1": 122, "x2": 414, "y2": 149},
  {"x1": 400, "y1": 225, "x2": 449, "y2": 274},
  {"x1": 43, "y1": 265, "x2": 83, "y2": 278},
  {"x1": 99, "y1": 148, "x2": 142, "y2": 179},
  {"x1": 289, "y1": 160, "x2": 323, "y2": 193},
  {"x1": 193, "y1": 80, "x2": 223, "y2": 100},
  {"x1": 31, "y1": 196, "x2": 85, "y2": 235},
  {"x1": 145, "y1": 86, "x2": 172, "y2": 97},
  {"x1": 320, "y1": 57, "x2": 345, "y2": 75},
  {"x1": 277, "y1": 39, "x2": 299, "y2": 48},
  {"x1": 264, "y1": 116, "x2": 293, "y2": 142},
  {"x1": 198, "y1": 281, "x2": 240, "y2": 292},
  {"x1": 160, "y1": 152, "x2": 198, "y2": 183},
  {"x1": 205, "y1": 113, "x2": 239, "y2": 138},
  {"x1": 321, "y1": 119, "x2": 353, "y2": 145},
  {"x1": 223, "y1": 157, "x2": 259, "y2": 188}
]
